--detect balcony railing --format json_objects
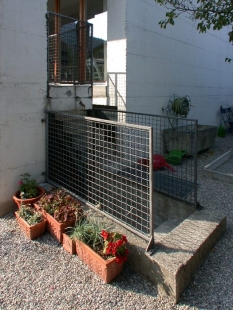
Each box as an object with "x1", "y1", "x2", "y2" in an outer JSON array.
[{"x1": 46, "y1": 12, "x2": 93, "y2": 85}]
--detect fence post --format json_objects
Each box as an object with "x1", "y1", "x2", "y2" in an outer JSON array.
[
  {"x1": 146, "y1": 127, "x2": 156, "y2": 253},
  {"x1": 194, "y1": 119, "x2": 198, "y2": 208}
]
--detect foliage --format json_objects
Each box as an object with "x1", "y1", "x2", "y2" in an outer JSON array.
[
  {"x1": 18, "y1": 204, "x2": 43, "y2": 226},
  {"x1": 18, "y1": 173, "x2": 38, "y2": 199},
  {"x1": 155, "y1": 0, "x2": 233, "y2": 46},
  {"x1": 101, "y1": 230, "x2": 129, "y2": 264},
  {"x1": 38, "y1": 188, "x2": 83, "y2": 223},
  {"x1": 70, "y1": 219, "x2": 129, "y2": 264},
  {"x1": 70, "y1": 219, "x2": 104, "y2": 252},
  {"x1": 170, "y1": 95, "x2": 191, "y2": 118},
  {"x1": 217, "y1": 124, "x2": 226, "y2": 137}
]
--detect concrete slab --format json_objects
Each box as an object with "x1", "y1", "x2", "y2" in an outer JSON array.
[{"x1": 203, "y1": 148, "x2": 233, "y2": 183}]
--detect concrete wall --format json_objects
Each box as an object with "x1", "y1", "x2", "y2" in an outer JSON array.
[
  {"x1": 107, "y1": 0, "x2": 127, "y2": 110},
  {"x1": 0, "y1": 0, "x2": 47, "y2": 216},
  {"x1": 48, "y1": 85, "x2": 92, "y2": 111},
  {"x1": 107, "y1": 0, "x2": 233, "y2": 126}
]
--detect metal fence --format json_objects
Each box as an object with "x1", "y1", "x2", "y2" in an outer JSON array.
[
  {"x1": 46, "y1": 110, "x2": 154, "y2": 243},
  {"x1": 89, "y1": 108, "x2": 198, "y2": 208},
  {"x1": 47, "y1": 12, "x2": 93, "y2": 85},
  {"x1": 107, "y1": 73, "x2": 126, "y2": 109},
  {"x1": 45, "y1": 108, "x2": 198, "y2": 249}
]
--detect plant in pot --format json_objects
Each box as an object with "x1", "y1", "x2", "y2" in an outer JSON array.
[
  {"x1": 217, "y1": 124, "x2": 226, "y2": 138},
  {"x1": 13, "y1": 173, "x2": 45, "y2": 209},
  {"x1": 36, "y1": 188, "x2": 84, "y2": 242},
  {"x1": 70, "y1": 219, "x2": 128, "y2": 283},
  {"x1": 15, "y1": 204, "x2": 47, "y2": 239}
]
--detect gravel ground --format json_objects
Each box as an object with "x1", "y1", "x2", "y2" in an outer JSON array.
[{"x1": 1, "y1": 135, "x2": 233, "y2": 310}]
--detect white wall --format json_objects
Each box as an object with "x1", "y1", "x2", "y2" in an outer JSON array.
[
  {"x1": 124, "y1": 0, "x2": 233, "y2": 126},
  {"x1": 107, "y1": 0, "x2": 127, "y2": 110},
  {"x1": 0, "y1": 0, "x2": 47, "y2": 216}
]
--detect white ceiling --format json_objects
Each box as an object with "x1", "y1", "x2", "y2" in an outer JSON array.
[{"x1": 47, "y1": 0, "x2": 104, "y2": 20}]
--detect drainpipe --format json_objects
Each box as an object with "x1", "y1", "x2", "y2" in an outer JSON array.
[
  {"x1": 79, "y1": 0, "x2": 87, "y2": 83},
  {"x1": 54, "y1": 0, "x2": 61, "y2": 83}
]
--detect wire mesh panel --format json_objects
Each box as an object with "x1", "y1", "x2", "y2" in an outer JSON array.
[
  {"x1": 107, "y1": 73, "x2": 126, "y2": 109},
  {"x1": 47, "y1": 12, "x2": 93, "y2": 84},
  {"x1": 90, "y1": 108, "x2": 198, "y2": 208},
  {"x1": 46, "y1": 110, "x2": 153, "y2": 239}
]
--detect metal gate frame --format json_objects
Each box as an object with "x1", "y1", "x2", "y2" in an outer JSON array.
[{"x1": 45, "y1": 110, "x2": 155, "y2": 249}]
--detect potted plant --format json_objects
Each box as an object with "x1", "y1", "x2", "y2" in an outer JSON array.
[
  {"x1": 217, "y1": 124, "x2": 226, "y2": 138},
  {"x1": 70, "y1": 219, "x2": 128, "y2": 283},
  {"x1": 62, "y1": 229, "x2": 77, "y2": 255},
  {"x1": 36, "y1": 188, "x2": 84, "y2": 242},
  {"x1": 15, "y1": 204, "x2": 47, "y2": 239},
  {"x1": 13, "y1": 173, "x2": 45, "y2": 209}
]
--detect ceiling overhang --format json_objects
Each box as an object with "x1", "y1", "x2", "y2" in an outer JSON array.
[{"x1": 47, "y1": 0, "x2": 104, "y2": 20}]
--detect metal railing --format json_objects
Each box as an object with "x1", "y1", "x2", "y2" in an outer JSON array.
[
  {"x1": 45, "y1": 108, "x2": 198, "y2": 250},
  {"x1": 46, "y1": 12, "x2": 93, "y2": 85},
  {"x1": 46, "y1": 110, "x2": 154, "y2": 245},
  {"x1": 107, "y1": 73, "x2": 126, "y2": 109},
  {"x1": 89, "y1": 108, "x2": 198, "y2": 208}
]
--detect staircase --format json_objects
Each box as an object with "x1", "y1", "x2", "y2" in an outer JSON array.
[{"x1": 93, "y1": 83, "x2": 107, "y2": 106}]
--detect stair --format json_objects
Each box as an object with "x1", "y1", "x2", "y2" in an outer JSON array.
[{"x1": 93, "y1": 83, "x2": 107, "y2": 105}]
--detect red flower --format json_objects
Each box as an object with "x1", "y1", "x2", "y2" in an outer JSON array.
[
  {"x1": 122, "y1": 235, "x2": 127, "y2": 243},
  {"x1": 102, "y1": 231, "x2": 128, "y2": 263},
  {"x1": 101, "y1": 230, "x2": 109, "y2": 240},
  {"x1": 115, "y1": 239, "x2": 123, "y2": 247}
]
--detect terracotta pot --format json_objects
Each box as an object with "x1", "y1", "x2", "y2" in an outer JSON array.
[
  {"x1": 62, "y1": 233, "x2": 76, "y2": 255},
  {"x1": 75, "y1": 240, "x2": 123, "y2": 283},
  {"x1": 33, "y1": 203, "x2": 47, "y2": 217},
  {"x1": 15, "y1": 211, "x2": 47, "y2": 240},
  {"x1": 46, "y1": 213, "x2": 75, "y2": 243},
  {"x1": 13, "y1": 186, "x2": 45, "y2": 209}
]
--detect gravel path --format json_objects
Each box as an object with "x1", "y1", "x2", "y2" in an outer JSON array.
[{"x1": 1, "y1": 135, "x2": 233, "y2": 310}]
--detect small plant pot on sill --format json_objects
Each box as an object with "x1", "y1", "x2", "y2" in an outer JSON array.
[
  {"x1": 15, "y1": 211, "x2": 47, "y2": 240},
  {"x1": 62, "y1": 233, "x2": 76, "y2": 255},
  {"x1": 46, "y1": 213, "x2": 76, "y2": 243},
  {"x1": 13, "y1": 186, "x2": 45, "y2": 209},
  {"x1": 75, "y1": 240, "x2": 123, "y2": 283}
]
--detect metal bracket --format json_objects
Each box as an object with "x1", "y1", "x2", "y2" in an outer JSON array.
[{"x1": 146, "y1": 236, "x2": 158, "y2": 256}]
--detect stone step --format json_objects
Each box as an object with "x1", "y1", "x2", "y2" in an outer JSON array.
[
  {"x1": 93, "y1": 84, "x2": 107, "y2": 98},
  {"x1": 154, "y1": 218, "x2": 184, "y2": 243},
  {"x1": 129, "y1": 208, "x2": 226, "y2": 303}
]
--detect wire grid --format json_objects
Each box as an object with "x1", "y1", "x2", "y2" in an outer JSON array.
[
  {"x1": 91, "y1": 108, "x2": 198, "y2": 207},
  {"x1": 46, "y1": 111, "x2": 153, "y2": 238},
  {"x1": 107, "y1": 73, "x2": 126, "y2": 109},
  {"x1": 47, "y1": 12, "x2": 93, "y2": 84}
]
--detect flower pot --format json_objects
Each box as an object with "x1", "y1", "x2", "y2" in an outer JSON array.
[
  {"x1": 46, "y1": 213, "x2": 75, "y2": 243},
  {"x1": 62, "y1": 233, "x2": 76, "y2": 254},
  {"x1": 15, "y1": 211, "x2": 47, "y2": 240},
  {"x1": 75, "y1": 240, "x2": 123, "y2": 283},
  {"x1": 13, "y1": 186, "x2": 45, "y2": 209},
  {"x1": 33, "y1": 203, "x2": 47, "y2": 217}
]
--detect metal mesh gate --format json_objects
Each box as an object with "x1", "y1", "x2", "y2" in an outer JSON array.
[
  {"x1": 46, "y1": 111, "x2": 154, "y2": 240},
  {"x1": 89, "y1": 108, "x2": 198, "y2": 208}
]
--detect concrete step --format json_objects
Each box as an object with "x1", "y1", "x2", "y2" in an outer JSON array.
[
  {"x1": 93, "y1": 84, "x2": 107, "y2": 97},
  {"x1": 128, "y1": 209, "x2": 226, "y2": 303},
  {"x1": 93, "y1": 84, "x2": 107, "y2": 105},
  {"x1": 154, "y1": 218, "x2": 184, "y2": 243},
  {"x1": 82, "y1": 206, "x2": 226, "y2": 303}
]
